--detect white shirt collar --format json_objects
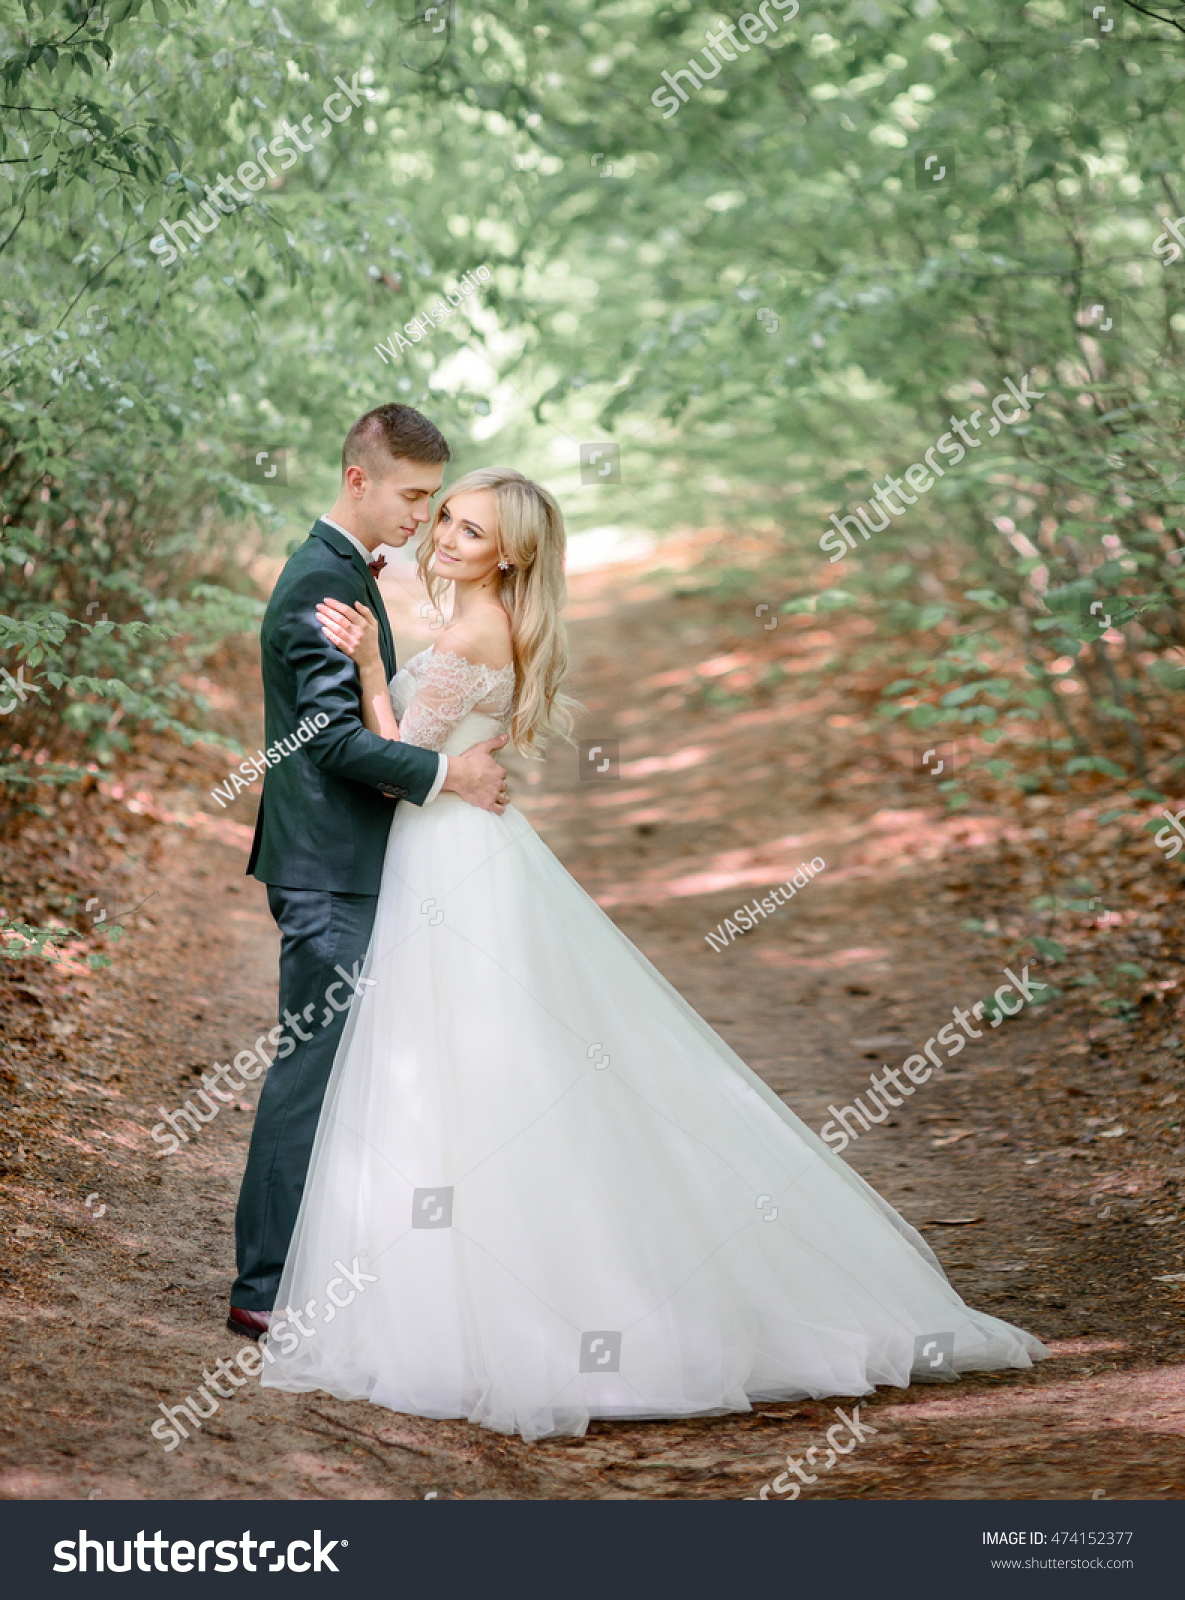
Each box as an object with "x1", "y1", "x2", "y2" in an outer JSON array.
[{"x1": 320, "y1": 515, "x2": 374, "y2": 568}]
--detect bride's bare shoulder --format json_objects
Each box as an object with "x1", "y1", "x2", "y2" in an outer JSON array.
[{"x1": 434, "y1": 610, "x2": 513, "y2": 671}]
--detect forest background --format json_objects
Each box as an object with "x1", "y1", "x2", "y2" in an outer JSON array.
[{"x1": 3, "y1": 0, "x2": 1185, "y2": 960}]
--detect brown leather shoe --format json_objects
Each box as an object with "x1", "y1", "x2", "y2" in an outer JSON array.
[{"x1": 227, "y1": 1305, "x2": 271, "y2": 1341}]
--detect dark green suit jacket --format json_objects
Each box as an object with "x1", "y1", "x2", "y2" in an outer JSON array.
[{"x1": 246, "y1": 519, "x2": 441, "y2": 891}]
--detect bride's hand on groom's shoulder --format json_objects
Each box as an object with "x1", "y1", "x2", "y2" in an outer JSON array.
[{"x1": 317, "y1": 597, "x2": 383, "y2": 676}]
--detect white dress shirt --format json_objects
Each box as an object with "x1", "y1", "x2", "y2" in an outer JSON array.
[{"x1": 319, "y1": 515, "x2": 447, "y2": 804}]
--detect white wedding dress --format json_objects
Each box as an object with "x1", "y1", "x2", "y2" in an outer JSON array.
[{"x1": 261, "y1": 647, "x2": 1047, "y2": 1440}]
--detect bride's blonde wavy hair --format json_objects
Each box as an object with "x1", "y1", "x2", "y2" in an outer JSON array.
[{"x1": 415, "y1": 468, "x2": 576, "y2": 758}]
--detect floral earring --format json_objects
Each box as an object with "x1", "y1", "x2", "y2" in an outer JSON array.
[{"x1": 497, "y1": 557, "x2": 512, "y2": 571}]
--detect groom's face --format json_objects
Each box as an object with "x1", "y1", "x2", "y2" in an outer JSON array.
[{"x1": 363, "y1": 455, "x2": 446, "y2": 546}]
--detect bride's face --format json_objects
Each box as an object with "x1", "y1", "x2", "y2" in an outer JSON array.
[{"x1": 431, "y1": 489, "x2": 502, "y2": 585}]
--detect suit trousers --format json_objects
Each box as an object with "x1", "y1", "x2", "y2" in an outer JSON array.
[{"x1": 232, "y1": 885, "x2": 378, "y2": 1311}]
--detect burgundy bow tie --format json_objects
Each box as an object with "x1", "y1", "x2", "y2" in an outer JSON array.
[{"x1": 368, "y1": 553, "x2": 387, "y2": 577}]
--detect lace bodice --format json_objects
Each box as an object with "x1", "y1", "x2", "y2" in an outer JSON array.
[{"x1": 390, "y1": 647, "x2": 515, "y2": 753}]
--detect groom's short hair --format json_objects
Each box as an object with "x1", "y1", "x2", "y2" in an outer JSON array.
[{"x1": 342, "y1": 404, "x2": 451, "y2": 479}]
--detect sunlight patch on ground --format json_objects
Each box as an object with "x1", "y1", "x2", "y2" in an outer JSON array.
[
  {"x1": 877, "y1": 1362, "x2": 1185, "y2": 1436},
  {"x1": 1044, "y1": 1339, "x2": 1131, "y2": 1355},
  {"x1": 757, "y1": 946, "x2": 894, "y2": 970},
  {"x1": 589, "y1": 808, "x2": 1017, "y2": 905},
  {"x1": 0, "y1": 1471, "x2": 78, "y2": 1499},
  {"x1": 623, "y1": 747, "x2": 710, "y2": 777}
]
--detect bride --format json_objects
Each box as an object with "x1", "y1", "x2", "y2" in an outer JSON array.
[{"x1": 259, "y1": 467, "x2": 1047, "y2": 1441}]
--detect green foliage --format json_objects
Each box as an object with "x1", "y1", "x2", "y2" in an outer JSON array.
[
  {"x1": 2, "y1": 0, "x2": 1184, "y2": 834},
  {"x1": 1, "y1": 911, "x2": 123, "y2": 968},
  {"x1": 0, "y1": 0, "x2": 292, "y2": 799},
  {"x1": 426, "y1": 0, "x2": 1185, "y2": 783}
]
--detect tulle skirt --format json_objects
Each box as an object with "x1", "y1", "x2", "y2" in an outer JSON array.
[{"x1": 261, "y1": 795, "x2": 1046, "y2": 1440}]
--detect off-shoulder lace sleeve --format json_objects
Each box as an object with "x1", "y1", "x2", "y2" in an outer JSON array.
[{"x1": 399, "y1": 649, "x2": 514, "y2": 752}]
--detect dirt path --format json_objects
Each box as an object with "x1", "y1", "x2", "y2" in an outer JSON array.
[{"x1": 1, "y1": 550, "x2": 1182, "y2": 1500}]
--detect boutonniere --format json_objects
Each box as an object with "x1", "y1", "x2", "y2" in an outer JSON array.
[{"x1": 368, "y1": 553, "x2": 387, "y2": 577}]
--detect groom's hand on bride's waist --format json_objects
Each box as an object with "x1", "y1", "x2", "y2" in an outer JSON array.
[{"x1": 442, "y1": 735, "x2": 510, "y2": 814}]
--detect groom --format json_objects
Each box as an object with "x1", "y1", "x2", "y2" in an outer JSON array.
[{"x1": 228, "y1": 403, "x2": 507, "y2": 1338}]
